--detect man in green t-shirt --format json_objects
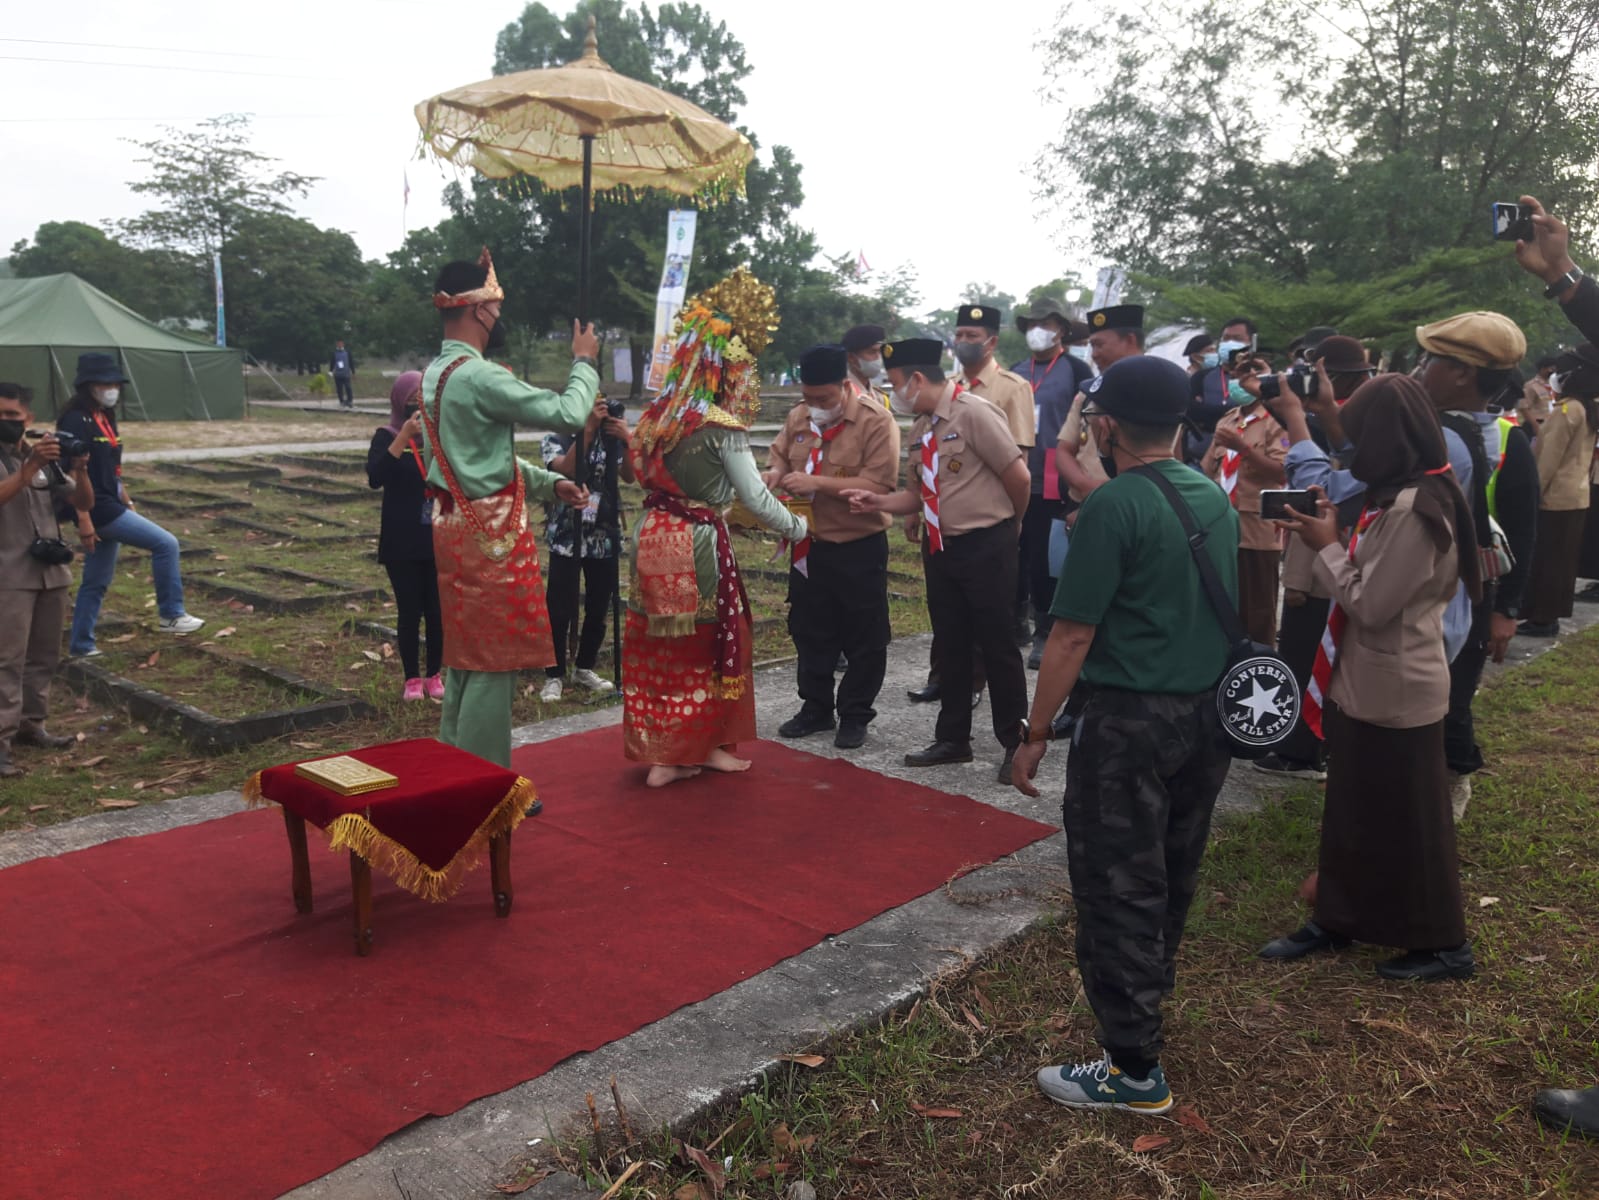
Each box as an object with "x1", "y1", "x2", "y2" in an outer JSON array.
[{"x1": 1010, "y1": 355, "x2": 1238, "y2": 1118}]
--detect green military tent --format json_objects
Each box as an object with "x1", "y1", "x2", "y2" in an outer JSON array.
[{"x1": 0, "y1": 274, "x2": 244, "y2": 420}]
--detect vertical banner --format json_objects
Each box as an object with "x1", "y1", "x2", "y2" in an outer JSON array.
[
  {"x1": 646, "y1": 211, "x2": 697, "y2": 392},
  {"x1": 213, "y1": 253, "x2": 226, "y2": 346},
  {"x1": 1089, "y1": 266, "x2": 1126, "y2": 311}
]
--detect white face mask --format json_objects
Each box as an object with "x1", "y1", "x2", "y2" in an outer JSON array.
[
  {"x1": 1025, "y1": 327, "x2": 1060, "y2": 354},
  {"x1": 1548, "y1": 372, "x2": 1565, "y2": 395},
  {"x1": 855, "y1": 356, "x2": 886, "y2": 384},
  {"x1": 806, "y1": 403, "x2": 841, "y2": 427},
  {"x1": 97, "y1": 387, "x2": 120, "y2": 407},
  {"x1": 889, "y1": 380, "x2": 919, "y2": 416}
]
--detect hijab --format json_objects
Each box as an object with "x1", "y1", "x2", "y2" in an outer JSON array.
[
  {"x1": 1341, "y1": 373, "x2": 1482, "y2": 603},
  {"x1": 383, "y1": 371, "x2": 422, "y2": 435},
  {"x1": 1552, "y1": 343, "x2": 1599, "y2": 432}
]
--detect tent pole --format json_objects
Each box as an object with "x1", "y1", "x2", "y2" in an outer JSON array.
[
  {"x1": 118, "y1": 353, "x2": 151, "y2": 422},
  {"x1": 47, "y1": 348, "x2": 70, "y2": 419},
  {"x1": 181, "y1": 353, "x2": 213, "y2": 421},
  {"x1": 245, "y1": 353, "x2": 293, "y2": 401}
]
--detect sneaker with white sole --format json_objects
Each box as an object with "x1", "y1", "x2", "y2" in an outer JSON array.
[
  {"x1": 1036, "y1": 1052, "x2": 1172, "y2": 1114},
  {"x1": 571, "y1": 668, "x2": 615, "y2": 694},
  {"x1": 538, "y1": 677, "x2": 563, "y2": 703},
  {"x1": 1251, "y1": 753, "x2": 1328, "y2": 782},
  {"x1": 158, "y1": 614, "x2": 205, "y2": 635}
]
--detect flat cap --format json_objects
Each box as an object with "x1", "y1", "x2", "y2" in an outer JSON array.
[
  {"x1": 841, "y1": 323, "x2": 886, "y2": 353},
  {"x1": 798, "y1": 343, "x2": 849, "y2": 386},
  {"x1": 1082, "y1": 355, "x2": 1187, "y2": 424},
  {"x1": 1416, "y1": 311, "x2": 1526, "y2": 370},
  {"x1": 1087, "y1": 304, "x2": 1144, "y2": 334},
  {"x1": 882, "y1": 338, "x2": 945, "y2": 371},
  {"x1": 953, "y1": 304, "x2": 1002, "y2": 332}
]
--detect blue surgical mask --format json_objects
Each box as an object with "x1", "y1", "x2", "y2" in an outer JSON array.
[
  {"x1": 1217, "y1": 340, "x2": 1247, "y2": 365},
  {"x1": 1201, "y1": 351, "x2": 1220, "y2": 370},
  {"x1": 1227, "y1": 380, "x2": 1252, "y2": 406}
]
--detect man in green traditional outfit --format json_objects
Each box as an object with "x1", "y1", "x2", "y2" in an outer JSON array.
[{"x1": 419, "y1": 250, "x2": 601, "y2": 768}]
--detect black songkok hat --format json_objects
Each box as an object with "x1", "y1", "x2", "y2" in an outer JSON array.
[
  {"x1": 882, "y1": 338, "x2": 945, "y2": 371},
  {"x1": 840, "y1": 323, "x2": 887, "y2": 353},
  {"x1": 953, "y1": 304, "x2": 1001, "y2": 332},
  {"x1": 1182, "y1": 333, "x2": 1215, "y2": 357},
  {"x1": 1087, "y1": 304, "x2": 1144, "y2": 334},
  {"x1": 798, "y1": 343, "x2": 849, "y2": 385}
]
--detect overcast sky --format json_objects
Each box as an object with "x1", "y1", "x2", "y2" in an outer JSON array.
[{"x1": 3, "y1": 0, "x2": 1092, "y2": 314}]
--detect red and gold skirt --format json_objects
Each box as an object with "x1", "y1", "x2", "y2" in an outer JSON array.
[
  {"x1": 622, "y1": 609, "x2": 754, "y2": 765},
  {"x1": 433, "y1": 481, "x2": 554, "y2": 672}
]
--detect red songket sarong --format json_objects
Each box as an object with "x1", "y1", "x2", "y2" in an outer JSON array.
[{"x1": 622, "y1": 608, "x2": 754, "y2": 765}]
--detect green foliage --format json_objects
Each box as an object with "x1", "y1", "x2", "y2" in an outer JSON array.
[
  {"x1": 9, "y1": 220, "x2": 200, "y2": 320},
  {"x1": 221, "y1": 214, "x2": 365, "y2": 366},
  {"x1": 1045, "y1": 0, "x2": 1599, "y2": 359}
]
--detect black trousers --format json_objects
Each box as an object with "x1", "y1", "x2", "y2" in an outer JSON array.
[
  {"x1": 1062, "y1": 686, "x2": 1230, "y2": 1070},
  {"x1": 925, "y1": 522, "x2": 1028, "y2": 749},
  {"x1": 383, "y1": 559, "x2": 442, "y2": 679},
  {"x1": 545, "y1": 553, "x2": 617, "y2": 676},
  {"x1": 335, "y1": 375, "x2": 353, "y2": 406},
  {"x1": 1274, "y1": 592, "x2": 1330, "y2": 767},
  {"x1": 1021, "y1": 494, "x2": 1061, "y2": 626},
  {"x1": 788, "y1": 532, "x2": 891, "y2": 725},
  {"x1": 1444, "y1": 596, "x2": 1492, "y2": 776}
]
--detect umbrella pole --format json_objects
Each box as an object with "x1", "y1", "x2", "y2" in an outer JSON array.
[{"x1": 578, "y1": 134, "x2": 594, "y2": 325}]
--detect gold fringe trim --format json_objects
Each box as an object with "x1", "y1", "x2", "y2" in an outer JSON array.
[
  {"x1": 646, "y1": 611, "x2": 699, "y2": 638},
  {"x1": 251, "y1": 775, "x2": 536, "y2": 904}
]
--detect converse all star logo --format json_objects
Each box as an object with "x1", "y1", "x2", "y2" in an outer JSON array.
[{"x1": 1217, "y1": 655, "x2": 1300, "y2": 748}]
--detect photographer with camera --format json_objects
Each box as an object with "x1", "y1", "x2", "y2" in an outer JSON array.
[
  {"x1": 1200, "y1": 353, "x2": 1287, "y2": 645},
  {"x1": 59, "y1": 353, "x2": 206, "y2": 657},
  {"x1": 0, "y1": 383, "x2": 93, "y2": 778},
  {"x1": 538, "y1": 396, "x2": 634, "y2": 703}
]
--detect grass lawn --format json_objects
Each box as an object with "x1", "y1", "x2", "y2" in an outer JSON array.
[
  {"x1": 0, "y1": 449, "x2": 932, "y2": 832},
  {"x1": 539, "y1": 628, "x2": 1599, "y2": 1198}
]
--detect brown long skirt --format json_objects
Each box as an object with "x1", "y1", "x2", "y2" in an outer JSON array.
[
  {"x1": 1237, "y1": 547, "x2": 1280, "y2": 647},
  {"x1": 1524, "y1": 507, "x2": 1588, "y2": 623},
  {"x1": 1578, "y1": 486, "x2": 1599, "y2": 579},
  {"x1": 1315, "y1": 703, "x2": 1465, "y2": 950}
]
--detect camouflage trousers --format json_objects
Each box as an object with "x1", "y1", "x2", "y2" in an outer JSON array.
[{"x1": 1061, "y1": 686, "x2": 1231, "y2": 1065}]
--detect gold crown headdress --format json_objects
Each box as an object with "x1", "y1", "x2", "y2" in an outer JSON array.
[
  {"x1": 681, "y1": 267, "x2": 779, "y2": 363},
  {"x1": 432, "y1": 246, "x2": 505, "y2": 309}
]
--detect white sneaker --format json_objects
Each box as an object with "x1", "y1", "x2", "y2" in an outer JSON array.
[
  {"x1": 572, "y1": 668, "x2": 615, "y2": 694},
  {"x1": 538, "y1": 677, "x2": 563, "y2": 703},
  {"x1": 158, "y1": 614, "x2": 205, "y2": 635}
]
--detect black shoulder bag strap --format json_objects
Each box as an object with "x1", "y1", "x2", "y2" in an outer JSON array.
[{"x1": 1130, "y1": 464, "x2": 1250, "y2": 653}]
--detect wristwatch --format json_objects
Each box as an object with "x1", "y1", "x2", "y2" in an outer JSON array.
[
  {"x1": 1016, "y1": 717, "x2": 1051, "y2": 745},
  {"x1": 574, "y1": 354, "x2": 599, "y2": 369},
  {"x1": 1544, "y1": 264, "x2": 1584, "y2": 300}
]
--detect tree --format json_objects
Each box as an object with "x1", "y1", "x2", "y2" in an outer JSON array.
[
  {"x1": 1042, "y1": 0, "x2": 1599, "y2": 354},
  {"x1": 9, "y1": 221, "x2": 198, "y2": 320},
  {"x1": 120, "y1": 114, "x2": 319, "y2": 259},
  {"x1": 221, "y1": 214, "x2": 365, "y2": 367}
]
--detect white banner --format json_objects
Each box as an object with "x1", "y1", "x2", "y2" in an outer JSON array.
[
  {"x1": 1090, "y1": 266, "x2": 1127, "y2": 311},
  {"x1": 646, "y1": 211, "x2": 698, "y2": 392}
]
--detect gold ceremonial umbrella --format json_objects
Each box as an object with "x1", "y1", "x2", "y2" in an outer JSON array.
[{"x1": 414, "y1": 15, "x2": 754, "y2": 321}]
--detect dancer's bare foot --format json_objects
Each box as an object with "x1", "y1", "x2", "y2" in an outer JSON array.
[
  {"x1": 702, "y1": 747, "x2": 751, "y2": 773},
  {"x1": 646, "y1": 764, "x2": 702, "y2": 788}
]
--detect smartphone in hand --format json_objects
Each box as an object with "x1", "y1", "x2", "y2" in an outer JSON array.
[
  {"x1": 1491, "y1": 202, "x2": 1534, "y2": 242},
  {"x1": 1260, "y1": 489, "x2": 1319, "y2": 520}
]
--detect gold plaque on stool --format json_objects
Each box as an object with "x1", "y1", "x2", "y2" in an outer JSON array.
[{"x1": 294, "y1": 755, "x2": 399, "y2": 796}]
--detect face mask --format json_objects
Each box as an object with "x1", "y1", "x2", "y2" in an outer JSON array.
[
  {"x1": 1201, "y1": 351, "x2": 1220, "y2": 370},
  {"x1": 951, "y1": 340, "x2": 989, "y2": 367},
  {"x1": 1217, "y1": 340, "x2": 1246, "y2": 366},
  {"x1": 1227, "y1": 380, "x2": 1252, "y2": 406},
  {"x1": 1068, "y1": 344, "x2": 1091, "y2": 363},
  {"x1": 0, "y1": 419, "x2": 24, "y2": 443},
  {"x1": 484, "y1": 317, "x2": 508, "y2": 354},
  {"x1": 1548, "y1": 372, "x2": 1565, "y2": 395},
  {"x1": 890, "y1": 381, "x2": 918, "y2": 416},
  {"x1": 855, "y1": 356, "x2": 885, "y2": 384},
  {"x1": 806, "y1": 404, "x2": 841, "y2": 427},
  {"x1": 98, "y1": 387, "x2": 120, "y2": 407},
  {"x1": 1025, "y1": 327, "x2": 1059, "y2": 354}
]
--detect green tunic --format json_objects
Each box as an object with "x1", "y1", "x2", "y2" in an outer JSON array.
[
  {"x1": 420, "y1": 340, "x2": 601, "y2": 768},
  {"x1": 628, "y1": 426, "x2": 807, "y2": 614}
]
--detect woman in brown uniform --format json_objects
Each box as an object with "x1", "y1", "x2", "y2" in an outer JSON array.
[{"x1": 1259, "y1": 375, "x2": 1481, "y2": 982}]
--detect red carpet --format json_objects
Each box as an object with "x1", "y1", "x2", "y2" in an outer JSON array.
[{"x1": 0, "y1": 729, "x2": 1053, "y2": 1199}]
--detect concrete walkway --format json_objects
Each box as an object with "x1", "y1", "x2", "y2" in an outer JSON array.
[{"x1": 4, "y1": 601, "x2": 1595, "y2": 1199}]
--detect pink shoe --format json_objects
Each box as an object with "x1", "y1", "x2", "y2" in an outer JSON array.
[
  {"x1": 425, "y1": 673, "x2": 445, "y2": 700},
  {"x1": 402, "y1": 678, "x2": 425, "y2": 702}
]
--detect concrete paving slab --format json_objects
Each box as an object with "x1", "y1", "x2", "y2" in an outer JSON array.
[{"x1": 5, "y1": 598, "x2": 1595, "y2": 1200}]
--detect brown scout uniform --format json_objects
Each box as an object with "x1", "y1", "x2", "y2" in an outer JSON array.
[
  {"x1": 767, "y1": 389, "x2": 900, "y2": 541},
  {"x1": 0, "y1": 445, "x2": 74, "y2": 760},
  {"x1": 961, "y1": 358, "x2": 1036, "y2": 449},
  {"x1": 1200, "y1": 401, "x2": 1288, "y2": 646}
]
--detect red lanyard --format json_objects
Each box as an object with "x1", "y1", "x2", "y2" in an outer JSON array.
[
  {"x1": 1028, "y1": 351, "x2": 1063, "y2": 393},
  {"x1": 92, "y1": 410, "x2": 119, "y2": 450},
  {"x1": 408, "y1": 443, "x2": 426, "y2": 478}
]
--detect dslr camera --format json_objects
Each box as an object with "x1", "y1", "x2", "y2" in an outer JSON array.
[
  {"x1": 1257, "y1": 365, "x2": 1318, "y2": 402},
  {"x1": 24, "y1": 429, "x2": 91, "y2": 458},
  {"x1": 605, "y1": 398, "x2": 627, "y2": 419}
]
